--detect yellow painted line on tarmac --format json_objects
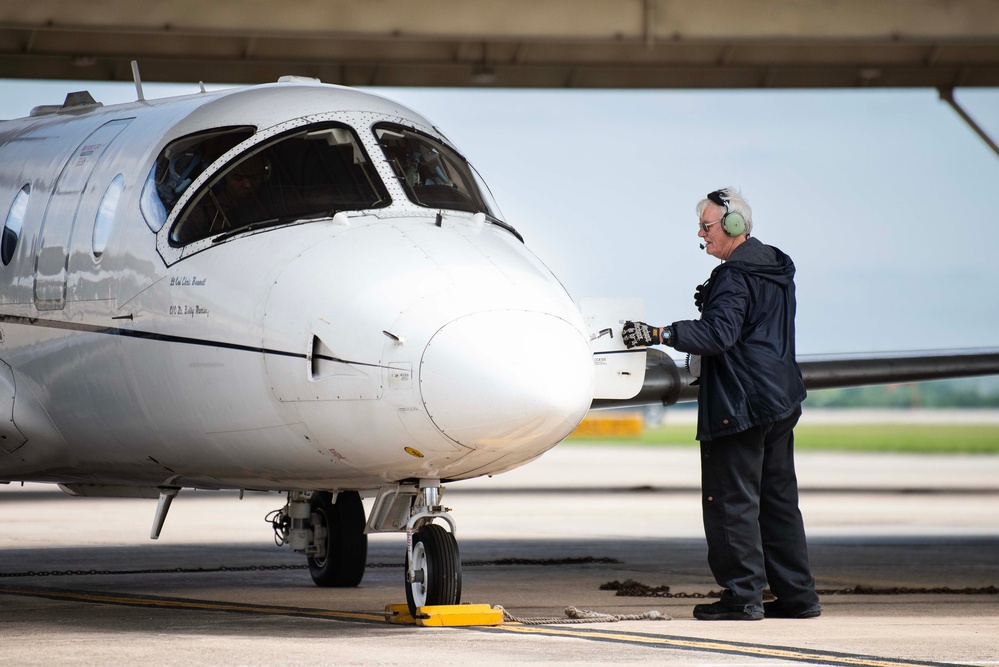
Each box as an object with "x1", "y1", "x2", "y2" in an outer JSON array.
[
  {"x1": 484, "y1": 624, "x2": 957, "y2": 667},
  {"x1": 0, "y1": 586, "x2": 385, "y2": 623},
  {"x1": 1, "y1": 587, "x2": 960, "y2": 667}
]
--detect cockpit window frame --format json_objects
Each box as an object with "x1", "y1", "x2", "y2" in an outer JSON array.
[
  {"x1": 155, "y1": 113, "x2": 393, "y2": 266},
  {"x1": 142, "y1": 126, "x2": 256, "y2": 233},
  {"x1": 167, "y1": 121, "x2": 389, "y2": 248},
  {"x1": 373, "y1": 123, "x2": 501, "y2": 220}
]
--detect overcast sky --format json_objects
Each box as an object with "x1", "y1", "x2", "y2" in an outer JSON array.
[{"x1": 2, "y1": 79, "x2": 997, "y2": 357}]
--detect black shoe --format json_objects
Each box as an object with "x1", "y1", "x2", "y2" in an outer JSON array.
[
  {"x1": 693, "y1": 601, "x2": 764, "y2": 621},
  {"x1": 763, "y1": 601, "x2": 822, "y2": 619}
]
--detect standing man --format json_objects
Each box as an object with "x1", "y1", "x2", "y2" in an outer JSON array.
[{"x1": 622, "y1": 188, "x2": 821, "y2": 621}]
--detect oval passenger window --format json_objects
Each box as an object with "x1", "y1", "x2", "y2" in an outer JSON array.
[
  {"x1": 2, "y1": 184, "x2": 30, "y2": 266},
  {"x1": 93, "y1": 175, "x2": 124, "y2": 258}
]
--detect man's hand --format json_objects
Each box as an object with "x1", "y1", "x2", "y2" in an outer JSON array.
[{"x1": 622, "y1": 321, "x2": 661, "y2": 348}]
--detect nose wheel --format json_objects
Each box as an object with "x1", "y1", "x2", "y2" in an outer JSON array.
[{"x1": 405, "y1": 523, "x2": 462, "y2": 616}]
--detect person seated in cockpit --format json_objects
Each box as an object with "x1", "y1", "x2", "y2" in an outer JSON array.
[
  {"x1": 189, "y1": 153, "x2": 272, "y2": 236},
  {"x1": 382, "y1": 136, "x2": 451, "y2": 190},
  {"x1": 404, "y1": 143, "x2": 451, "y2": 188}
]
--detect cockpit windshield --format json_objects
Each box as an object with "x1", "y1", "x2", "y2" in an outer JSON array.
[
  {"x1": 375, "y1": 124, "x2": 501, "y2": 219},
  {"x1": 164, "y1": 122, "x2": 389, "y2": 247}
]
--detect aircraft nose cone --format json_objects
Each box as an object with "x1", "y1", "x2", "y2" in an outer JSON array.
[{"x1": 420, "y1": 311, "x2": 594, "y2": 450}]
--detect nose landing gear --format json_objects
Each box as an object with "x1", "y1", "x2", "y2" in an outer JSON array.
[
  {"x1": 404, "y1": 483, "x2": 462, "y2": 615},
  {"x1": 269, "y1": 480, "x2": 462, "y2": 615},
  {"x1": 406, "y1": 523, "x2": 461, "y2": 614}
]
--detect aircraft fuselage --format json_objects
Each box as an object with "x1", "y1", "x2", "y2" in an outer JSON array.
[{"x1": 0, "y1": 80, "x2": 594, "y2": 494}]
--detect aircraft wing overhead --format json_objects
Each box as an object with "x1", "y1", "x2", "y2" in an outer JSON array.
[{"x1": 590, "y1": 348, "x2": 999, "y2": 410}]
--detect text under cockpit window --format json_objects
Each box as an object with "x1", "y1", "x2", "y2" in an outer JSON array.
[
  {"x1": 167, "y1": 123, "x2": 390, "y2": 247},
  {"x1": 374, "y1": 124, "x2": 499, "y2": 218}
]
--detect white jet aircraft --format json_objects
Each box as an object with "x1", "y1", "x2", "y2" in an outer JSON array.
[{"x1": 1, "y1": 77, "x2": 997, "y2": 614}]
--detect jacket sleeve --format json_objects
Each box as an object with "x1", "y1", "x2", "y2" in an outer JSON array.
[{"x1": 670, "y1": 267, "x2": 748, "y2": 356}]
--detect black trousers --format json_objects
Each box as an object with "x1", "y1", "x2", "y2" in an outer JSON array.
[{"x1": 700, "y1": 405, "x2": 819, "y2": 612}]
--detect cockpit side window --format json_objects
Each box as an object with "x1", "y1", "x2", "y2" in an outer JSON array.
[
  {"x1": 141, "y1": 127, "x2": 255, "y2": 232},
  {"x1": 374, "y1": 124, "x2": 499, "y2": 218},
  {"x1": 169, "y1": 122, "x2": 389, "y2": 247}
]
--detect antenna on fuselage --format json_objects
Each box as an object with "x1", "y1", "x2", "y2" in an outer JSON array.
[{"x1": 131, "y1": 60, "x2": 145, "y2": 101}]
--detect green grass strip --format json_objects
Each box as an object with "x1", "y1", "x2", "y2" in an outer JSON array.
[{"x1": 567, "y1": 423, "x2": 999, "y2": 454}]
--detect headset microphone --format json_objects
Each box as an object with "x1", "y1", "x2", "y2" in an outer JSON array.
[{"x1": 699, "y1": 243, "x2": 705, "y2": 250}]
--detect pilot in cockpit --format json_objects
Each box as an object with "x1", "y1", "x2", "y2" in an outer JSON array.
[
  {"x1": 408, "y1": 145, "x2": 450, "y2": 188},
  {"x1": 383, "y1": 136, "x2": 451, "y2": 190},
  {"x1": 190, "y1": 153, "x2": 271, "y2": 235}
]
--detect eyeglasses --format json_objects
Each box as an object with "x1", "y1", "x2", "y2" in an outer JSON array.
[{"x1": 698, "y1": 220, "x2": 721, "y2": 233}]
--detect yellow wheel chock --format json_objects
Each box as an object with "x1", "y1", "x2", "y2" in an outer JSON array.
[{"x1": 386, "y1": 603, "x2": 504, "y2": 627}]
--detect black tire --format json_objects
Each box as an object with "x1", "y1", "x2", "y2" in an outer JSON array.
[
  {"x1": 405, "y1": 523, "x2": 462, "y2": 616},
  {"x1": 308, "y1": 491, "x2": 368, "y2": 587}
]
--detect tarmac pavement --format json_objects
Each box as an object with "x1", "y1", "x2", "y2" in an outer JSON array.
[{"x1": 1, "y1": 443, "x2": 998, "y2": 666}]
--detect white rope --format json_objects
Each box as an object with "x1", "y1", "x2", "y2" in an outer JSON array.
[{"x1": 497, "y1": 605, "x2": 671, "y2": 625}]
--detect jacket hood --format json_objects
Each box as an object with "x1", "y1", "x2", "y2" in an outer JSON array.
[{"x1": 723, "y1": 237, "x2": 795, "y2": 288}]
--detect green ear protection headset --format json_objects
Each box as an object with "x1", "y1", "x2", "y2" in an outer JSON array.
[{"x1": 707, "y1": 190, "x2": 747, "y2": 237}]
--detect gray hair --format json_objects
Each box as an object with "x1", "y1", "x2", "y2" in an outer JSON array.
[{"x1": 696, "y1": 187, "x2": 753, "y2": 236}]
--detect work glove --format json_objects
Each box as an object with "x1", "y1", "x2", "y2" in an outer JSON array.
[{"x1": 622, "y1": 321, "x2": 662, "y2": 348}]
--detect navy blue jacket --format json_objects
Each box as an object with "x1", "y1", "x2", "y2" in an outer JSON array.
[{"x1": 671, "y1": 238, "x2": 806, "y2": 441}]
